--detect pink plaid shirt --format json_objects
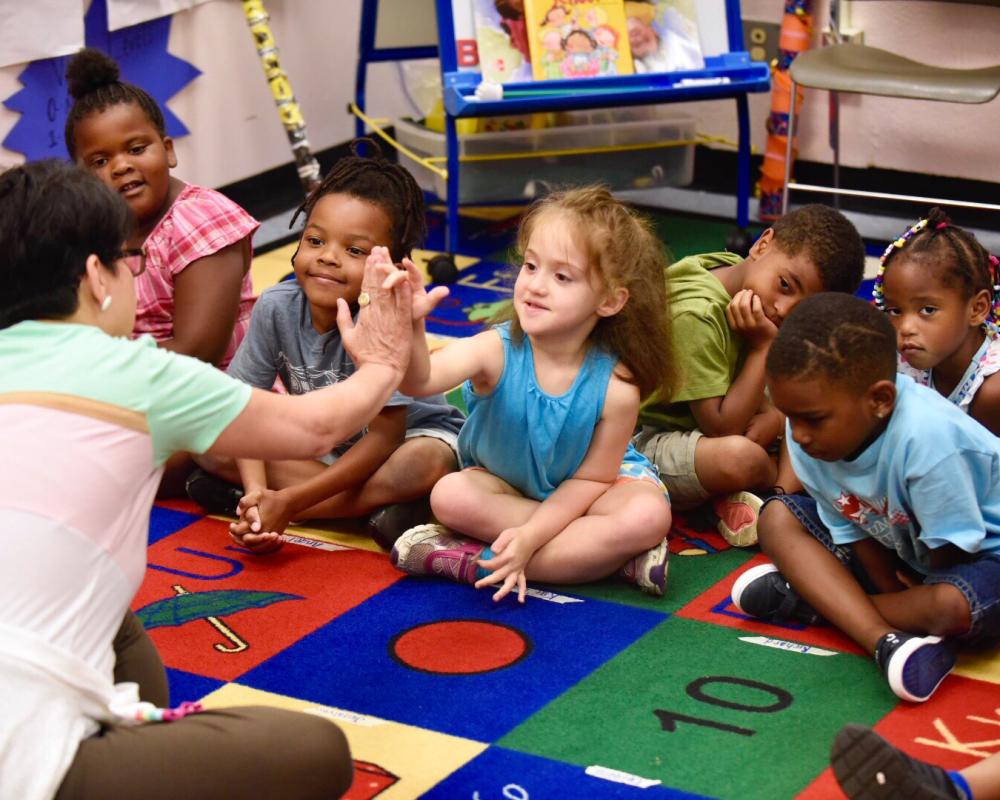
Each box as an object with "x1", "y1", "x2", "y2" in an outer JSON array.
[{"x1": 134, "y1": 183, "x2": 259, "y2": 368}]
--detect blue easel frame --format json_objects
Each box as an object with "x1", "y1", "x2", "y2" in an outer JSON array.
[{"x1": 355, "y1": 0, "x2": 770, "y2": 254}]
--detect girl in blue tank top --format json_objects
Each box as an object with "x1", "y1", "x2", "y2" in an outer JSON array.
[{"x1": 389, "y1": 186, "x2": 679, "y2": 602}]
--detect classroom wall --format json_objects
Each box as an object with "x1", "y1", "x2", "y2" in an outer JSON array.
[{"x1": 1, "y1": 0, "x2": 998, "y2": 189}]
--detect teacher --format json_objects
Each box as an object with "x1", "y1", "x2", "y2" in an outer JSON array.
[{"x1": 0, "y1": 159, "x2": 417, "y2": 800}]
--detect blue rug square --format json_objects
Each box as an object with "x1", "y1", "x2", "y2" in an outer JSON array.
[
  {"x1": 238, "y1": 578, "x2": 666, "y2": 741},
  {"x1": 148, "y1": 506, "x2": 201, "y2": 545}
]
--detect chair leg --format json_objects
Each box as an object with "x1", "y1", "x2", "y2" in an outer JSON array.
[
  {"x1": 830, "y1": 90, "x2": 841, "y2": 209},
  {"x1": 445, "y1": 114, "x2": 460, "y2": 255},
  {"x1": 781, "y1": 79, "x2": 798, "y2": 216},
  {"x1": 735, "y1": 93, "x2": 750, "y2": 230}
]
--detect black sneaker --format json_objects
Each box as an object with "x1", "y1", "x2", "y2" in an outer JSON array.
[
  {"x1": 367, "y1": 497, "x2": 433, "y2": 550},
  {"x1": 873, "y1": 631, "x2": 956, "y2": 703},
  {"x1": 184, "y1": 468, "x2": 244, "y2": 517},
  {"x1": 730, "y1": 563, "x2": 823, "y2": 625},
  {"x1": 831, "y1": 724, "x2": 965, "y2": 799}
]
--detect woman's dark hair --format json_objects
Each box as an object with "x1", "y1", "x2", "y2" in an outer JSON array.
[
  {"x1": 0, "y1": 159, "x2": 132, "y2": 329},
  {"x1": 291, "y1": 139, "x2": 426, "y2": 261},
  {"x1": 64, "y1": 47, "x2": 166, "y2": 158}
]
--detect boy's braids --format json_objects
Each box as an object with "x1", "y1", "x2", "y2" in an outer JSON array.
[
  {"x1": 291, "y1": 139, "x2": 426, "y2": 260},
  {"x1": 771, "y1": 204, "x2": 865, "y2": 294},
  {"x1": 873, "y1": 207, "x2": 1000, "y2": 329},
  {"x1": 64, "y1": 48, "x2": 166, "y2": 158},
  {"x1": 767, "y1": 293, "x2": 897, "y2": 394}
]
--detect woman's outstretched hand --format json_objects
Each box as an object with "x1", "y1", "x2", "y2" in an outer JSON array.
[{"x1": 338, "y1": 246, "x2": 413, "y2": 376}]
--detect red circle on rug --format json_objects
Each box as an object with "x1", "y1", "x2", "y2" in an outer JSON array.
[{"x1": 390, "y1": 620, "x2": 531, "y2": 675}]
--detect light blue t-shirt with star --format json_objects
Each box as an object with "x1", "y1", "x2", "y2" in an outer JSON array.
[{"x1": 787, "y1": 374, "x2": 1000, "y2": 574}]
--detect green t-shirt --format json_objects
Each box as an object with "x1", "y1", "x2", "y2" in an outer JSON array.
[
  {"x1": 639, "y1": 251, "x2": 746, "y2": 432},
  {"x1": 0, "y1": 321, "x2": 252, "y2": 465}
]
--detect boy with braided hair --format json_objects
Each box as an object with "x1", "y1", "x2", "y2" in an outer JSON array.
[{"x1": 188, "y1": 141, "x2": 464, "y2": 550}]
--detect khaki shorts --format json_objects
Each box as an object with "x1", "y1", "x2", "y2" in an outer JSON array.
[{"x1": 632, "y1": 426, "x2": 708, "y2": 511}]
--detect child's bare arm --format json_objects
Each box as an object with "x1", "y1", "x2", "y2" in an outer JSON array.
[
  {"x1": 230, "y1": 459, "x2": 277, "y2": 553},
  {"x1": 400, "y1": 327, "x2": 504, "y2": 398},
  {"x1": 236, "y1": 458, "x2": 268, "y2": 497},
  {"x1": 689, "y1": 345, "x2": 768, "y2": 436},
  {"x1": 231, "y1": 407, "x2": 406, "y2": 550},
  {"x1": 396, "y1": 257, "x2": 502, "y2": 398},
  {"x1": 968, "y1": 373, "x2": 1000, "y2": 436},
  {"x1": 744, "y1": 400, "x2": 785, "y2": 448},
  {"x1": 161, "y1": 238, "x2": 247, "y2": 365},
  {"x1": 261, "y1": 405, "x2": 407, "y2": 529},
  {"x1": 690, "y1": 288, "x2": 780, "y2": 437}
]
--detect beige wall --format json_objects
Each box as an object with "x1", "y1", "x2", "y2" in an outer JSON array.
[
  {"x1": 1, "y1": 0, "x2": 998, "y2": 188},
  {"x1": 736, "y1": 0, "x2": 1000, "y2": 182}
]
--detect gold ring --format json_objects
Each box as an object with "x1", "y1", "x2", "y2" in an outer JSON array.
[{"x1": 358, "y1": 291, "x2": 371, "y2": 307}]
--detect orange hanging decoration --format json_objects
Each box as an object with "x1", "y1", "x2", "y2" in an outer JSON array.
[{"x1": 757, "y1": 2, "x2": 813, "y2": 221}]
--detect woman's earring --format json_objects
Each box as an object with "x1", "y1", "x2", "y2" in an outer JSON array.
[{"x1": 100, "y1": 295, "x2": 113, "y2": 312}]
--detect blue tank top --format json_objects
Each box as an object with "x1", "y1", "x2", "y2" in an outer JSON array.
[{"x1": 457, "y1": 323, "x2": 648, "y2": 501}]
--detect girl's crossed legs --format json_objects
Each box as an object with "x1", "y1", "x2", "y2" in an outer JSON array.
[{"x1": 426, "y1": 466, "x2": 670, "y2": 584}]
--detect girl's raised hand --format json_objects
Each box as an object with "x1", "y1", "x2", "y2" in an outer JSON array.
[
  {"x1": 402, "y1": 258, "x2": 450, "y2": 323},
  {"x1": 337, "y1": 246, "x2": 412, "y2": 375},
  {"x1": 474, "y1": 527, "x2": 531, "y2": 603}
]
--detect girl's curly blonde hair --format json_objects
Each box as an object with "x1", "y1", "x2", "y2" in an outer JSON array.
[{"x1": 494, "y1": 185, "x2": 676, "y2": 400}]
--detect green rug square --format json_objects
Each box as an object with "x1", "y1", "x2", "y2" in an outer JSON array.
[{"x1": 501, "y1": 616, "x2": 896, "y2": 799}]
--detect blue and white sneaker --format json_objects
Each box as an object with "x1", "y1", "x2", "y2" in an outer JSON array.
[
  {"x1": 730, "y1": 563, "x2": 822, "y2": 625},
  {"x1": 874, "y1": 631, "x2": 957, "y2": 703}
]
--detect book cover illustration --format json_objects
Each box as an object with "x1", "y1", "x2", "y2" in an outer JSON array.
[
  {"x1": 473, "y1": 0, "x2": 534, "y2": 84},
  {"x1": 451, "y1": 0, "x2": 480, "y2": 71},
  {"x1": 524, "y1": 0, "x2": 635, "y2": 81},
  {"x1": 625, "y1": 0, "x2": 704, "y2": 74}
]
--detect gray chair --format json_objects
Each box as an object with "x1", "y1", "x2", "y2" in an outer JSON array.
[{"x1": 781, "y1": 0, "x2": 1000, "y2": 215}]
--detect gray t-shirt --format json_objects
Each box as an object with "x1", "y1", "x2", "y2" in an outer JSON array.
[{"x1": 228, "y1": 281, "x2": 463, "y2": 457}]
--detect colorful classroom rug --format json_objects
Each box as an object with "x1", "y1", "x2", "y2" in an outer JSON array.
[
  {"x1": 139, "y1": 500, "x2": 1000, "y2": 799},
  {"x1": 139, "y1": 207, "x2": 952, "y2": 798}
]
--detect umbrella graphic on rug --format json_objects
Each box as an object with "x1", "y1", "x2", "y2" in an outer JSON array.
[{"x1": 136, "y1": 585, "x2": 303, "y2": 653}]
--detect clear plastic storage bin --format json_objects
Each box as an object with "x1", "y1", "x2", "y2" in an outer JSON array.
[{"x1": 394, "y1": 112, "x2": 696, "y2": 204}]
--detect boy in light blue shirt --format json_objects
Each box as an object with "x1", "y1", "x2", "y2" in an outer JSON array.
[{"x1": 731, "y1": 293, "x2": 1000, "y2": 704}]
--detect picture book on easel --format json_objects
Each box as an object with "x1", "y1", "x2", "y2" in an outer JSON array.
[
  {"x1": 624, "y1": 0, "x2": 704, "y2": 74},
  {"x1": 471, "y1": 0, "x2": 534, "y2": 84},
  {"x1": 523, "y1": 0, "x2": 635, "y2": 80},
  {"x1": 451, "y1": 0, "x2": 481, "y2": 71}
]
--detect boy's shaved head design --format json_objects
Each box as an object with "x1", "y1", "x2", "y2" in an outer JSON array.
[{"x1": 766, "y1": 293, "x2": 897, "y2": 393}]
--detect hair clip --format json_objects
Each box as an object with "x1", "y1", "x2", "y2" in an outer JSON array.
[
  {"x1": 986, "y1": 253, "x2": 1000, "y2": 331},
  {"x1": 935, "y1": 221, "x2": 950, "y2": 230},
  {"x1": 872, "y1": 217, "x2": 929, "y2": 310}
]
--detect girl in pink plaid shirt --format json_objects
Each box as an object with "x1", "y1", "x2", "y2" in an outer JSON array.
[{"x1": 64, "y1": 48, "x2": 258, "y2": 370}]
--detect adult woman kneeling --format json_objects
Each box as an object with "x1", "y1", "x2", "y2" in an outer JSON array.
[{"x1": 0, "y1": 159, "x2": 422, "y2": 800}]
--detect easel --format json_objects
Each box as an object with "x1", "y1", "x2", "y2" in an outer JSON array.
[{"x1": 355, "y1": 0, "x2": 770, "y2": 263}]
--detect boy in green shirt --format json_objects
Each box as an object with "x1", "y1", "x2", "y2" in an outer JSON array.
[{"x1": 635, "y1": 205, "x2": 865, "y2": 545}]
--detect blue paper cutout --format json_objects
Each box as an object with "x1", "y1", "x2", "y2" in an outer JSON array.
[{"x1": 3, "y1": 0, "x2": 200, "y2": 161}]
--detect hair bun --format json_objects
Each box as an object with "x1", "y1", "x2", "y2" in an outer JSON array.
[
  {"x1": 924, "y1": 206, "x2": 952, "y2": 229},
  {"x1": 66, "y1": 48, "x2": 121, "y2": 100}
]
